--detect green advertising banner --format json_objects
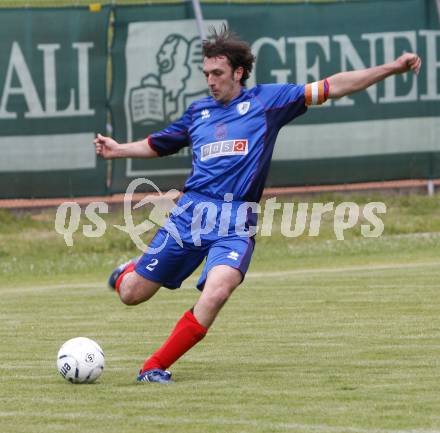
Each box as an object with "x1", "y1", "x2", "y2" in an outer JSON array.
[
  {"x1": 110, "y1": 4, "x2": 224, "y2": 193},
  {"x1": 0, "y1": 6, "x2": 110, "y2": 198},
  {"x1": 110, "y1": 0, "x2": 440, "y2": 192}
]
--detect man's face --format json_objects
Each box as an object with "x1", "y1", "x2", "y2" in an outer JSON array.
[{"x1": 203, "y1": 56, "x2": 243, "y2": 104}]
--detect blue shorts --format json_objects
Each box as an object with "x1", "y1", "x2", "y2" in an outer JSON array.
[{"x1": 135, "y1": 191, "x2": 256, "y2": 290}]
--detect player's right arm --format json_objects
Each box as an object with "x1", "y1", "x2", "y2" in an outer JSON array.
[
  {"x1": 95, "y1": 104, "x2": 193, "y2": 159},
  {"x1": 94, "y1": 134, "x2": 159, "y2": 160}
]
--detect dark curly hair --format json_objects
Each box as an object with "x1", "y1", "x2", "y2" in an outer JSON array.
[{"x1": 202, "y1": 25, "x2": 256, "y2": 86}]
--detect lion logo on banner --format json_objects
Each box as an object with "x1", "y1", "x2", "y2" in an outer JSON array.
[{"x1": 129, "y1": 34, "x2": 209, "y2": 125}]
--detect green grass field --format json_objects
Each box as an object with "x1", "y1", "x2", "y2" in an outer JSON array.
[{"x1": 1, "y1": 192, "x2": 440, "y2": 433}]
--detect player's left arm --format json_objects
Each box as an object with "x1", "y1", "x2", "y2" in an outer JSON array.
[{"x1": 326, "y1": 52, "x2": 421, "y2": 99}]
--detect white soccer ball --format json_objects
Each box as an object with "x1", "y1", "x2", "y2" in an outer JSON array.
[{"x1": 57, "y1": 337, "x2": 105, "y2": 384}]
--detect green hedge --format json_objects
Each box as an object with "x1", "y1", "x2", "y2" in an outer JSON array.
[{"x1": 0, "y1": 0, "x2": 364, "y2": 10}]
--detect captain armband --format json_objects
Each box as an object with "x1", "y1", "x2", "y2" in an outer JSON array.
[{"x1": 304, "y1": 79, "x2": 330, "y2": 106}]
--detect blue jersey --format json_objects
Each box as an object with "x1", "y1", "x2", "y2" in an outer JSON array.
[{"x1": 149, "y1": 82, "x2": 328, "y2": 203}]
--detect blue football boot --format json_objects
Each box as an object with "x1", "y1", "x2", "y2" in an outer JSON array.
[
  {"x1": 108, "y1": 257, "x2": 139, "y2": 290},
  {"x1": 137, "y1": 369, "x2": 174, "y2": 384}
]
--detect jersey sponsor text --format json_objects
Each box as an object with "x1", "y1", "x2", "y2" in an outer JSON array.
[{"x1": 200, "y1": 139, "x2": 248, "y2": 161}]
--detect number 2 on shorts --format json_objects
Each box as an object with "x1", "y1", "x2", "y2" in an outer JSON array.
[{"x1": 146, "y1": 258, "x2": 159, "y2": 271}]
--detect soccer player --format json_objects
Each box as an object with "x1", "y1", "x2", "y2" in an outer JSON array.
[{"x1": 94, "y1": 26, "x2": 421, "y2": 384}]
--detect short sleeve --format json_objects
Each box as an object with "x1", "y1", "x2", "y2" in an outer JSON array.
[
  {"x1": 148, "y1": 106, "x2": 192, "y2": 157},
  {"x1": 254, "y1": 83, "x2": 306, "y2": 110},
  {"x1": 253, "y1": 81, "x2": 329, "y2": 127},
  {"x1": 253, "y1": 83, "x2": 308, "y2": 127}
]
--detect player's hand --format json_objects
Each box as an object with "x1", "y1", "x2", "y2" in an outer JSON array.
[
  {"x1": 394, "y1": 52, "x2": 422, "y2": 75},
  {"x1": 93, "y1": 133, "x2": 120, "y2": 159}
]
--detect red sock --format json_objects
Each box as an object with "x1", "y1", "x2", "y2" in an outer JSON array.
[
  {"x1": 142, "y1": 310, "x2": 207, "y2": 372},
  {"x1": 115, "y1": 262, "x2": 136, "y2": 292}
]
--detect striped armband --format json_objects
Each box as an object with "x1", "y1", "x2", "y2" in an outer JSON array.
[{"x1": 304, "y1": 79, "x2": 329, "y2": 106}]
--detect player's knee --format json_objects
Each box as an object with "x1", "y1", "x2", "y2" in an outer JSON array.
[
  {"x1": 118, "y1": 281, "x2": 143, "y2": 305},
  {"x1": 118, "y1": 274, "x2": 160, "y2": 305},
  {"x1": 119, "y1": 286, "x2": 137, "y2": 305},
  {"x1": 204, "y1": 285, "x2": 233, "y2": 309}
]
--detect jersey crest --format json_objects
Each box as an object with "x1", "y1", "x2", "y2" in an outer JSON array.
[{"x1": 237, "y1": 101, "x2": 250, "y2": 115}]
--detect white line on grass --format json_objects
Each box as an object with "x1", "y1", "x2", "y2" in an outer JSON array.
[
  {"x1": 1, "y1": 260, "x2": 439, "y2": 294},
  {"x1": 244, "y1": 261, "x2": 440, "y2": 280},
  {"x1": 0, "y1": 411, "x2": 438, "y2": 433},
  {"x1": 0, "y1": 282, "x2": 104, "y2": 294}
]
